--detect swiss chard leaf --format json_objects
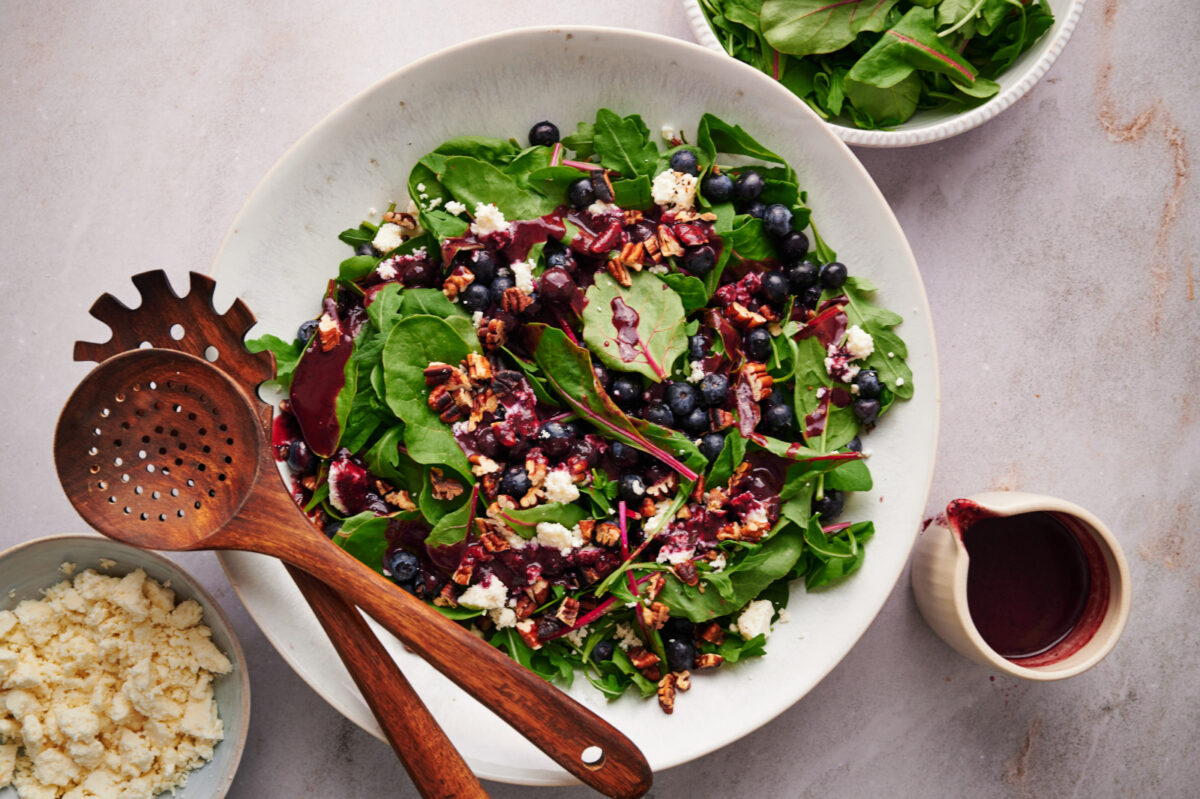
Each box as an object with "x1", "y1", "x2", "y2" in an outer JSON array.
[
  {"x1": 582, "y1": 271, "x2": 688, "y2": 383},
  {"x1": 528, "y1": 324, "x2": 704, "y2": 481},
  {"x1": 847, "y1": 7, "x2": 979, "y2": 89}
]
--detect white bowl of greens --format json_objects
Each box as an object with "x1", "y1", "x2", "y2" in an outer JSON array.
[
  {"x1": 209, "y1": 26, "x2": 939, "y2": 784},
  {"x1": 685, "y1": 0, "x2": 1086, "y2": 147}
]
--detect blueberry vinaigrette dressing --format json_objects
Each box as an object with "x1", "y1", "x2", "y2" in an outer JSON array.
[{"x1": 256, "y1": 112, "x2": 914, "y2": 711}]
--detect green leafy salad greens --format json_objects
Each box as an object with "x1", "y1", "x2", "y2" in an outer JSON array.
[
  {"x1": 698, "y1": 0, "x2": 1056, "y2": 129},
  {"x1": 250, "y1": 109, "x2": 913, "y2": 711}
]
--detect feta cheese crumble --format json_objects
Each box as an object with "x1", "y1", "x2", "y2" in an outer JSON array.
[
  {"x1": 375, "y1": 259, "x2": 398, "y2": 281},
  {"x1": 535, "y1": 522, "x2": 584, "y2": 554},
  {"x1": 737, "y1": 599, "x2": 775, "y2": 641},
  {"x1": 488, "y1": 607, "x2": 518, "y2": 629},
  {"x1": 614, "y1": 622, "x2": 642, "y2": 652},
  {"x1": 686, "y1": 360, "x2": 706, "y2": 383},
  {"x1": 586, "y1": 200, "x2": 620, "y2": 216},
  {"x1": 844, "y1": 325, "x2": 875, "y2": 361},
  {"x1": 469, "y1": 202, "x2": 511, "y2": 236},
  {"x1": 543, "y1": 468, "x2": 580, "y2": 505},
  {"x1": 371, "y1": 222, "x2": 404, "y2": 254},
  {"x1": 650, "y1": 169, "x2": 698, "y2": 209},
  {"x1": 0, "y1": 568, "x2": 231, "y2": 799},
  {"x1": 510, "y1": 259, "x2": 535, "y2": 294},
  {"x1": 444, "y1": 199, "x2": 467, "y2": 216},
  {"x1": 458, "y1": 578, "x2": 509, "y2": 611}
]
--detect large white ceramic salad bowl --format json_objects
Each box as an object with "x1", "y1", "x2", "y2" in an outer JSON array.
[{"x1": 208, "y1": 26, "x2": 939, "y2": 784}]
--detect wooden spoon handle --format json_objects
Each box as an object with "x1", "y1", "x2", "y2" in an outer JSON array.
[
  {"x1": 234, "y1": 492, "x2": 652, "y2": 798},
  {"x1": 286, "y1": 565, "x2": 489, "y2": 799}
]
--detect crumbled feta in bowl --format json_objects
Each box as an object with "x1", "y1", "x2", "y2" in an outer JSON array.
[{"x1": 0, "y1": 535, "x2": 248, "y2": 799}]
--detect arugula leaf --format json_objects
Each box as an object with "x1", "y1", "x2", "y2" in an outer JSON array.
[
  {"x1": 381, "y1": 315, "x2": 477, "y2": 481},
  {"x1": 582, "y1": 271, "x2": 688, "y2": 382},
  {"x1": 561, "y1": 121, "x2": 596, "y2": 159},
  {"x1": 438, "y1": 156, "x2": 558, "y2": 222},
  {"x1": 592, "y1": 109, "x2": 658, "y2": 178},
  {"x1": 246, "y1": 334, "x2": 302, "y2": 389},
  {"x1": 529, "y1": 324, "x2": 704, "y2": 481}
]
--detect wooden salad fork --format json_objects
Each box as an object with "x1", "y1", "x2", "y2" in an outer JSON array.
[{"x1": 56, "y1": 271, "x2": 651, "y2": 797}]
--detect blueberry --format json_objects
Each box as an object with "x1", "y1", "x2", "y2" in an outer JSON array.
[
  {"x1": 688, "y1": 334, "x2": 708, "y2": 360},
  {"x1": 743, "y1": 327, "x2": 772, "y2": 362},
  {"x1": 761, "y1": 402, "x2": 795, "y2": 435},
  {"x1": 539, "y1": 266, "x2": 576, "y2": 303},
  {"x1": 664, "y1": 382, "x2": 699, "y2": 417},
  {"x1": 741, "y1": 200, "x2": 766, "y2": 219},
  {"x1": 460, "y1": 282, "x2": 491, "y2": 312},
  {"x1": 787, "y1": 260, "x2": 819, "y2": 292},
  {"x1": 681, "y1": 245, "x2": 716, "y2": 275},
  {"x1": 545, "y1": 242, "x2": 573, "y2": 270},
  {"x1": 568, "y1": 177, "x2": 596, "y2": 210},
  {"x1": 778, "y1": 231, "x2": 809, "y2": 263},
  {"x1": 609, "y1": 440, "x2": 640, "y2": 467},
  {"x1": 490, "y1": 275, "x2": 516, "y2": 305},
  {"x1": 700, "y1": 172, "x2": 734, "y2": 203},
  {"x1": 844, "y1": 437, "x2": 862, "y2": 453},
  {"x1": 733, "y1": 170, "x2": 764, "y2": 202},
  {"x1": 475, "y1": 427, "x2": 501, "y2": 458},
  {"x1": 619, "y1": 473, "x2": 647, "y2": 504},
  {"x1": 760, "y1": 271, "x2": 790, "y2": 304},
  {"x1": 699, "y1": 373, "x2": 729, "y2": 407},
  {"x1": 536, "y1": 420, "x2": 573, "y2": 457},
  {"x1": 499, "y1": 466, "x2": 533, "y2": 498},
  {"x1": 285, "y1": 439, "x2": 313, "y2": 473},
  {"x1": 763, "y1": 389, "x2": 784, "y2": 407},
  {"x1": 322, "y1": 517, "x2": 343, "y2": 538},
  {"x1": 853, "y1": 369, "x2": 882, "y2": 399},
  {"x1": 609, "y1": 375, "x2": 641, "y2": 407},
  {"x1": 296, "y1": 319, "x2": 319, "y2": 345},
  {"x1": 812, "y1": 490, "x2": 844, "y2": 520},
  {"x1": 591, "y1": 640, "x2": 616, "y2": 662},
  {"x1": 698, "y1": 431, "x2": 725, "y2": 461},
  {"x1": 644, "y1": 404, "x2": 675, "y2": 428},
  {"x1": 355, "y1": 243, "x2": 380, "y2": 257},
  {"x1": 681, "y1": 407, "x2": 710, "y2": 435},
  {"x1": 820, "y1": 261, "x2": 848, "y2": 289},
  {"x1": 470, "y1": 250, "x2": 497, "y2": 284},
  {"x1": 537, "y1": 617, "x2": 564, "y2": 641},
  {"x1": 590, "y1": 169, "x2": 615, "y2": 203},
  {"x1": 402, "y1": 259, "x2": 435, "y2": 288},
  {"x1": 592, "y1": 363, "x2": 611, "y2": 390},
  {"x1": 802, "y1": 284, "x2": 823, "y2": 309},
  {"x1": 853, "y1": 398, "x2": 881, "y2": 425},
  {"x1": 669, "y1": 148, "x2": 700, "y2": 176},
  {"x1": 529, "y1": 120, "x2": 559, "y2": 146},
  {"x1": 762, "y1": 204, "x2": 793, "y2": 239},
  {"x1": 386, "y1": 550, "x2": 420, "y2": 583},
  {"x1": 664, "y1": 638, "x2": 696, "y2": 671},
  {"x1": 662, "y1": 617, "x2": 694, "y2": 640}
]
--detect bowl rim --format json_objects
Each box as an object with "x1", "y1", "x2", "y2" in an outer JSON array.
[
  {"x1": 681, "y1": 0, "x2": 1088, "y2": 148},
  {"x1": 0, "y1": 532, "x2": 250, "y2": 799},
  {"x1": 207, "y1": 23, "x2": 942, "y2": 783}
]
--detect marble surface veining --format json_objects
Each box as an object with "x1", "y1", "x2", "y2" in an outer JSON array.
[{"x1": 1, "y1": 1, "x2": 1197, "y2": 797}]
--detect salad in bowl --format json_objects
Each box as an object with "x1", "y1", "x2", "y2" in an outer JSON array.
[{"x1": 251, "y1": 108, "x2": 913, "y2": 713}]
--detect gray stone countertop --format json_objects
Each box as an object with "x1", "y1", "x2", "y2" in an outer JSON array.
[{"x1": 2, "y1": 1, "x2": 1197, "y2": 796}]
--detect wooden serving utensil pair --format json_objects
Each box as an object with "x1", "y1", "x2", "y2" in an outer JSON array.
[{"x1": 55, "y1": 271, "x2": 651, "y2": 799}]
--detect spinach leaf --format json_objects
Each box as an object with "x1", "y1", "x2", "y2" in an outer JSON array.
[
  {"x1": 582, "y1": 271, "x2": 688, "y2": 383},
  {"x1": 419, "y1": 136, "x2": 521, "y2": 175},
  {"x1": 823, "y1": 457, "x2": 873, "y2": 492},
  {"x1": 381, "y1": 315, "x2": 477, "y2": 482},
  {"x1": 246, "y1": 334, "x2": 302, "y2": 389},
  {"x1": 495, "y1": 502, "x2": 593, "y2": 539},
  {"x1": 438, "y1": 156, "x2": 558, "y2": 222},
  {"x1": 707, "y1": 428, "x2": 748, "y2": 487},
  {"x1": 761, "y1": 0, "x2": 900, "y2": 57},
  {"x1": 592, "y1": 109, "x2": 658, "y2": 178},
  {"x1": 528, "y1": 324, "x2": 704, "y2": 481},
  {"x1": 425, "y1": 489, "x2": 475, "y2": 547},
  {"x1": 660, "y1": 273, "x2": 710, "y2": 314},
  {"x1": 843, "y1": 72, "x2": 922, "y2": 127},
  {"x1": 399, "y1": 288, "x2": 469, "y2": 319},
  {"x1": 659, "y1": 524, "x2": 805, "y2": 622},
  {"x1": 332, "y1": 512, "x2": 404, "y2": 574},
  {"x1": 696, "y1": 113, "x2": 787, "y2": 166},
  {"x1": 841, "y1": 276, "x2": 913, "y2": 398}
]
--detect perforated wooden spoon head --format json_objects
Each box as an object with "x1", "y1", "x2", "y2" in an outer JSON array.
[{"x1": 54, "y1": 348, "x2": 266, "y2": 551}]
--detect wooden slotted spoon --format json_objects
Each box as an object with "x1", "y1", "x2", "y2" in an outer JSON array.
[
  {"x1": 56, "y1": 271, "x2": 651, "y2": 798},
  {"x1": 70, "y1": 270, "x2": 486, "y2": 798}
]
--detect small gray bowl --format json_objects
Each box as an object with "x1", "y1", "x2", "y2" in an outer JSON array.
[{"x1": 0, "y1": 534, "x2": 249, "y2": 799}]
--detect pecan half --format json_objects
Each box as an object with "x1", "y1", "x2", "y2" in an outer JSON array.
[
  {"x1": 556, "y1": 597, "x2": 581, "y2": 628},
  {"x1": 515, "y1": 619, "x2": 542, "y2": 650},
  {"x1": 716, "y1": 522, "x2": 742, "y2": 542},
  {"x1": 695, "y1": 653, "x2": 724, "y2": 670},
  {"x1": 675, "y1": 670, "x2": 691, "y2": 692},
  {"x1": 672, "y1": 559, "x2": 699, "y2": 586},
  {"x1": 465, "y1": 352, "x2": 493, "y2": 383},
  {"x1": 482, "y1": 318, "x2": 508, "y2": 350},
  {"x1": 645, "y1": 573, "x2": 666, "y2": 601},
  {"x1": 578, "y1": 519, "x2": 596, "y2": 543},
  {"x1": 726, "y1": 301, "x2": 767, "y2": 329},
  {"x1": 490, "y1": 369, "x2": 523, "y2": 396},
  {"x1": 696, "y1": 621, "x2": 725, "y2": 646},
  {"x1": 384, "y1": 489, "x2": 417, "y2": 511},
  {"x1": 526, "y1": 577, "x2": 550, "y2": 606},
  {"x1": 430, "y1": 467, "x2": 464, "y2": 501},
  {"x1": 442, "y1": 265, "x2": 475, "y2": 300},
  {"x1": 657, "y1": 673, "x2": 677, "y2": 714},
  {"x1": 593, "y1": 522, "x2": 621, "y2": 547},
  {"x1": 501, "y1": 286, "x2": 534, "y2": 314},
  {"x1": 450, "y1": 561, "x2": 474, "y2": 586},
  {"x1": 627, "y1": 646, "x2": 660, "y2": 673},
  {"x1": 709, "y1": 408, "x2": 735, "y2": 432},
  {"x1": 640, "y1": 601, "x2": 670, "y2": 630},
  {"x1": 514, "y1": 595, "x2": 538, "y2": 620},
  {"x1": 433, "y1": 584, "x2": 458, "y2": 608},
  {"x1": 423, "y1": 362, "x2": 457, "y2": 386},
  {"x1": 317, "y1": 314, "x2": 339, "y2": 352},
  {"x1": 656, "y1": 224, "x2": 685, "y2": 258},
  {"x1": 643, "y1": 234, "x2": 662, "y2": 263},
  {"x1": 478, "y1": 530, "x2": 510, "y2": 553},
  {"x1": 605, "y1": 255, "x2": 631, "y2": 288},
  {"x1": 469, "y1": 454, "x2": 501, "y2": 477},
  {"x1": 622, "y1": 209, "x2": 644, "y2": 226},
  {"x1": 741, "y1": 362, "x2": 774, "y2": 402}
]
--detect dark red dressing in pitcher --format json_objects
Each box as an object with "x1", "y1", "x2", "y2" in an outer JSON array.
[{"x1": 962, "y1": 511, "x2": 1090, "y2": 659}]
